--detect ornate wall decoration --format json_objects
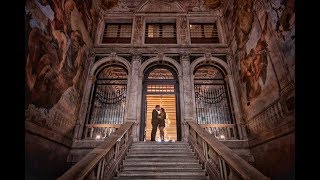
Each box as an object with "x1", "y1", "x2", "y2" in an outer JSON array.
[
  {"x1": 137, "y1": 0, "x2": 185, "y2": 13},
  {"x1": 133, "y1": 16, "x2": 143, "y2": 45},
  {"x1": 203, "y1": 0, "x2": 221, "y2": 10},
  {"x1": 25, "y1": 0, "x2": 92, "y2": 135},
  {"x1": 179, "y1": 16, "x2": 189, "y2": 45},
  {"x1": 239, "y1": 13, "x2": 269, "y2": 102},
  {"x1": 233, "y1": 0, "x2": 255, "y2": 50}
]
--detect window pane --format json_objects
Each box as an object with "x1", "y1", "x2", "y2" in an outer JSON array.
[
  {"x1": 120, "y1": 24, "x2": 132, "y2": 37},
  {"x1": 147, "y1": 24, "x2": 160, "y2": 37},
  {"x1": 105, "y1": 24, "x2": 118, "y2": 37},
  {"x1": 162, "y1": 24, "x2": 175, "y2": 37},
  {"x1": 190, "y1": 24, "x2": 202, "y2": 38},
  {"x1": 204, "y1": 25, "x2": 214, "y2": 38}
]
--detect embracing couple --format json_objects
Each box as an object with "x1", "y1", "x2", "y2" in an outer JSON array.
[{"x1": 151, "y1": 105, "x2": 166, "y2": 141}]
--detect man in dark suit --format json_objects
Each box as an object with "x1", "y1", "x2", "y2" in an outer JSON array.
[{"x1": 151, "y1": 105, "x2": 161, "y2": 141}]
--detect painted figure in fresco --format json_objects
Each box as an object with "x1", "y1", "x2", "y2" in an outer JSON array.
[
  {"x1": 268, "y1": 0, "x2": 295, "y2": 40},
  {"x1": 64, "y1": 0, "x2": 77, "y2": 31},
  {"x1": 240, "y1": 12, "x2": 269, "y2": 104},
  {"x1": 233, "y1": 0, "x2": 255, "y2": 49},
  {"x1": 76, "y1": 0, "x2": 97, "y2": 37},
  {"x1": 69, "y1": 30, "x2": 87, "y2": 92},
  {"x1": 26, "y1": 27, "x2": 69, "y2": 108}
]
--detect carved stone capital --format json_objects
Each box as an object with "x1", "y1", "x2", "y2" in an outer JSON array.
[
  {"x1": 110, "y1": 52, "x2": 117, "y2": 58},
  {"x1": 157, "y1": 53, "x2": 164, "y2": 61},
  {"x1": 132, "y1": 52, "x2": 142, "y2": 62},
  {"x1": 205, "y1": 53, "x2": 212, "y2": 61},
  {"x1": 180, "y1": 51, "x2": 190, "y2": 61}
]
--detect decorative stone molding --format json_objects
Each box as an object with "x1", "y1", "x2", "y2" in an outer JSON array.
[
  {"x1": 157, "y1": 53, "x2": 165, "y2": 61},
  {"x1": 132, "y1": 53, "x2": 142, "y2": 62},
  {"x1": 133, "y1": 16, "x2": 143, "y2": 45},
  {"x1": 180, "y1": 51, "x2": 190, "y2": 61},
  {"x1": 110, "y1": 52, "x2": 117, "y2": 58},
  {"x1": 205, "y1": 53, "x2": 212, "y2": 61},
  {"x1": 88, "y1": 75, "x2": 97, "y2": 82},
  {"x1": 246, "y1": 99, "x2": 288, "y2": 136}
]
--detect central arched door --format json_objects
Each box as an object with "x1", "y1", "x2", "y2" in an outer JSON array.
[{"x1": 140, "y1": 65, "x2": 181, "y2": 141}]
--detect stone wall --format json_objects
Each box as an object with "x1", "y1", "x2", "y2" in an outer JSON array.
[
  {"x1": 25, "y1": 0, "x2": 99, "y2": 178},
  {"x1": 25, "y1": 121, "x2": 73, "y2": 179},
  {"x1": 250, "y1": 132, "x2": 295, "y2": 179},
  {"x1": 223, "y1": 0, "x2": 295, "y2": 178}
]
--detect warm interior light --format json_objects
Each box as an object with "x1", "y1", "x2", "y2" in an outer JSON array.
[
  {"x1": 220, "y1": 135, "x2": 225, "y2": 140},
  {"x1": 96, "y1": 135, "x2": 101, "y2": 140}
]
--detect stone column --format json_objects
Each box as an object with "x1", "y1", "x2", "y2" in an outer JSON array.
[
  {"x1": 225, "y1": 74, "x2": 247, "y2": 139},
  {"x1": 74, "y1": 52, "x2": 96, "y2": 140},
  {"x1": 180, "y1": 52, "x2": 194, "y2": 141},
  {"x1": 126, "y1": 53, "x2": 141, "y2": 141}
]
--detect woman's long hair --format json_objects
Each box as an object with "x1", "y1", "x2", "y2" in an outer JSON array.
[{"x1": 161, "y1": 108, "x2": 165, "y2": 113}]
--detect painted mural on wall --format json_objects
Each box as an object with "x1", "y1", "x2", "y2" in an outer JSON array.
[
  {"x1": 233, "y1": 0, "x2": 255, "y2": 50},
  {"x1": 223, "y1": 0, "x2": 294, "y2": 120},
  {"x1": 240, "y1": 12, "x2": 269, "y2": 103},
  {"x1": 25, "y1": 0, "x2": 94, "y2": 136},
  {"x1": 239, "y1": 11, "x2": 279, "y2": 119},
  {"x1": 266, "y1": 0, "x2": 295, "y2": 79}
]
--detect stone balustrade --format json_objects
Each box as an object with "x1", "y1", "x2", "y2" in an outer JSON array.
[
  {"x1": 200, "y1": 124, "x2": 238, "y2": 140},
  {"x1": 58, "y1": 122, "x2": 134, "y2": 180},
  {"x1": 187, "y1": 121, "x2": 269, "y2": 180},
  {"x1": 83, "y1": 124, "x2": 122, "y2": 140}
]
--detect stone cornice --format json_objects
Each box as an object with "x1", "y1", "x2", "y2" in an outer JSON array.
[{"x1": 93, "y1": 46, "x2": 230, "y2": 54}]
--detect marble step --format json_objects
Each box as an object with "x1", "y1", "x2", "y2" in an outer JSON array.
[
  {"x1": 116, "y1": 171, "x2": 206, "y2": 177},
  {"x1": 128, "y1": 149, "x2": 193, "y2": 153},
  {"x1": 114, "y1": 177, "x2": 209, "y2": 180},
  {"x1": 123, "y1": 157, "x2": 198, "y2": 162},
  {"x1": 122, "y1": 166, "x2": 203, "y2": 171},
  {"x1": 122, "y1": 161, "x2": 201, "y2": 167}
]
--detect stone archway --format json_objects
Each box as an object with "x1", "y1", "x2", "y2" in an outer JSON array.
[{"x1": 137, "y1": 57, "x2": 184, "y2": 141}]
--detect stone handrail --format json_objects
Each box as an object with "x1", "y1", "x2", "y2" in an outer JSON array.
[
  {"x1": 187, "y1": 121, "x2": 269, "y2": 180},
  {"x1": 58, "y1": 122, "x2": 134, "y2": 180},
  {"x1": 83, "y1": 123, "x2": 122, "y2": 139},
  {"x1": 200, "y1": 124, "x2": 238, "y2": 140}
]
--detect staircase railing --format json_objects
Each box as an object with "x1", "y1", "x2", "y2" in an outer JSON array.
[
  {"x1": 83, "y1": 124, "x2": 122, "y2": 140},
  {"x1": 58, "y1": 122, "x2": 134, "y2": 180},
  {"x1": 200, "y1": 124, "x2": 238, "y2": 140},
  {"x1": 186, "y1": 121, "x2": 269, "y2": 180}
]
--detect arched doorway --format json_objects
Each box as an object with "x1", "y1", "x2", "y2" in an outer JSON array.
[
  {"x1": 193, "y1": 63, "x2": 237, "y2": 139},
  {"x1": 83, "y1": 62, "x2": 128, "y2": 139},
  {"x1": 140, "y1": 64, "x2": 181, "y2": 141}
]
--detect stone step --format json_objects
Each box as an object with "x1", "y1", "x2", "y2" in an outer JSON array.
[
  {"x1": 114, "y1": 177, "x2": 209, "y2": 180},
  {"x1": 132, "y1": 141, "x2": 189, "y2": 146},
  {"x1": 130, "y1": 144, "x2": 190, "y2": 149},
  {"x1": 130, "y1": 145, "x2": 190, "y2": 148},
  {"x1": 117, "y1": 171, "x2": 206, "y2": 177},
  {"x1": 126, "y1": 153, "x2": 194, "y2": 158},
  {"x1": 123, "y1": 157, "x2": 198, "y2": 162},
  {"x1": 122, "y1": 161, "x2": 201, "y2": 167},
  {"x1": 128, "y1": 149, "x2": 193, "y2": 154},
  {"x1": 132, "y1": 142, "x2": 190, "y2": 147},
  {"x1": 122, "y1": 166, "x2": 203, "y2": 171},
  {"x1": 133, "y1": 142, "x2": 188, "y2": 144},
  {"x1": 127, "y1": 150, "x2": 194, "y2": 154}
]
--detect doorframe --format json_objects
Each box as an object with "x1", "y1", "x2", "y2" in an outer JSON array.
[{"x1": 139, "y1": 65, "x2": 181, "y2": 141}]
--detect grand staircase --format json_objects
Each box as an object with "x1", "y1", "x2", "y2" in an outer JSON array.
[
  {"x1": 59, "y1": 122, "x2": 269, "y2": 180},
  {"x1": 114, "y1": 141, "x2": 209, "y2": 179}
]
